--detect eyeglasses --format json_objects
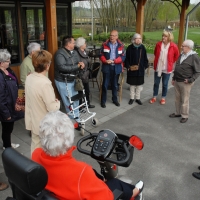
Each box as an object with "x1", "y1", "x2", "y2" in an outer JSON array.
[
  {"x1": 181, "y1": 45, "x2": 188, "y2": 48},
  {"x1": 4, "y1": 60, "x2": 11, "y2": 64}
]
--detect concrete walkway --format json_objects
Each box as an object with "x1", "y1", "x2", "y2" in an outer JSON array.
[{"x1": 1, "y1": 58, "x2": 200, "y2": 199}]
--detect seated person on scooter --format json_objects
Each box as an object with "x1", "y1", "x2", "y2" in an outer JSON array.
[{"x1": 32, "y1": 110, "x2": 144, "y2": 200}]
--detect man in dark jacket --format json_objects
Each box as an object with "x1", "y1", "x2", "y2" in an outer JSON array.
[
  {"x1": 54, "y1": 36, "x2": 85, "y2": 119},
  {"x1": 169, "y1": 39, "x2": 200, "y2": 123},
  {"x1": 100, "y1": 30, "x2": 125, "y2": 108}
]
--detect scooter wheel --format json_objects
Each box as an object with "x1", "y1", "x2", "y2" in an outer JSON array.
[
  {"x1": 91, "y1": 118, "x2": 99, "y2": 127},
  {"x1": 80, "y1": 124, "x2": 85, "y2": 136}
]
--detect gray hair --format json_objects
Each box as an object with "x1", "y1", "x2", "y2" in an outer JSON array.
[
  {"x1": 75, "y1": 37, "x2": 86, "y2": 48},
  {"x1": 39, "y1": 110, "x2": 74, "y2": 157},
  {"x1": 184, "y1": 39, "x2": 194, "y2": 49},
  {"x1": 27, "y1": 42, "x2": 41, "y2": 54},
  {"x1": 131, "y1": 33, "x2": 142, "y2": 44},
  {"x1": 0, "y1": 49, "x2": 11, "y2": 62}
]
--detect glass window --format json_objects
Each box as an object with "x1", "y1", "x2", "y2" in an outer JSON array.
[
  {"x1": 21, "y1": 3, "x2": 46, "y2": 56},
  {"x1": 57, "y1": 4, "x2": 70, "y2": 48},
  {"x1": 0, "y1": 3, "x2": 20, "y2": 64}
]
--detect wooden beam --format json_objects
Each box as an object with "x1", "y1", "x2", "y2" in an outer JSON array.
[
  {"x1": 45, "y1": 0, "x2": 60, "y2": 98},
  {"x1": 178, "y1": 0, "x2": 190, "y2": 50},
  {"x1": 136, "y1": 0, "x2": 147, "y2": 36}
]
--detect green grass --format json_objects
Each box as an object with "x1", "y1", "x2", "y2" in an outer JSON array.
[{"x1": 73, "y1": 27, "x2": 200, "y2": 55}]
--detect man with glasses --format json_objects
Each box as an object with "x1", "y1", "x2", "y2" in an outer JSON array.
[
  {"x1": 169, "y1": 39, "x2": 200, "y2": 123},
  {"x1": 100, "y1": 30, "x2": 125, "y2": 108},
  {"x1": 54, "y1": 36, "x2": 85, "y2": 120}
]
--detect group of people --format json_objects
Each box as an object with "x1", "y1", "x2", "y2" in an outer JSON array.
[{"x1": 0, "y1": 29, "x2": 200, "y2": 195}]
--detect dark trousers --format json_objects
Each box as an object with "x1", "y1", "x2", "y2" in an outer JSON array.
[
  {"x1": 79, "y1": 82, "x2": 90, "y2": 105},
  {"x1": 1, "y1": 121, "x2": 14, "y2": 148},
  {"x1": 102, "y1": 66, "x2": 118, "y2": 104}
]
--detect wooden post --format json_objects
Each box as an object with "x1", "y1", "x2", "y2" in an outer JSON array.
[
  {"x1": 45, "y1": 0, "x2": 59, "y2": 98},
  {"x1": 136, "y1": 0, "x2": 147, "y2": 36},
  {"x1": 178, "y1": 0, "x2": 190, "y2": 51}
]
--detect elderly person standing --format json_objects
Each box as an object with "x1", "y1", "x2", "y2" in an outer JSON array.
[
  {"x1": 32, "y1": 110, "x2": 144, "y2": 200},
  {"x1": 149, "y1": 30, "x2": 179, "y2": 105},
  {"x1": 125, "y1": 33, "x2": 148, "y2": 105},
  {"x1": 75, "y1": 37, "x2": 95, "y2": 108},
  {"x1": 20, "y1": 42, "x2": 41, "y2": 87},
  {"x1": 54, "y1": 36, "x2": 85, "y2": 119},
  {"x1": 25, "y1": 50, "x2": 60, "y2": 154},
  {"x1": 169, "y1": 39, "x2": 200, "y2": 123},
  {"x1": 0, "y1": 49, "x2": 24, "y2": 149},
  {"x1": 100, "y1": 30, "x2": 125, "y2": 108}
]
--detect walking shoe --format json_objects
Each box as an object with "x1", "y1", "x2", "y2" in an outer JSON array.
[
  {"x1": 149, "y1": 97, "x2": 156, "y2": 104},
  {"x1": 129, "y1": 99, "x2": 134, "y2": 105},
  {"x1": 169, "y1": 113, "x2": 181, "y2": 118},
  {"x1": 0, "y1": 182, "x2": 9, "y2": 191},
  {"x1": 136, "y1": 99, "x2": 142, "y2": 105},
  {"x1": 101, "y1": 103, "x2": 106, "y2": 108},
  {"x1": 160, "y1": 98, "x2": 166, "y2": 105},
  {"x1": 180, "y1": 118, "x2": 188, "y2": 123},
  {"x1": 135, "y1": 180, "x2": 144, "y2": 193},
  {"x1": 113, "y1": 101, "x2": 120, "y2": 107},
  {"x1": 88, "y1": 104, "x2": 95, "y2": 108},
  {"x1": 192, "y1": 172, "x2": 200, "y2": 180},
  {"x1": 11, "y1": 143, "x2": 20, "y2": 149}
]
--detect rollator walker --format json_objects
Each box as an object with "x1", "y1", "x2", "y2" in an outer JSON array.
[{"x1": 60, "y1": 73, "x2": 99, "y2": 135}]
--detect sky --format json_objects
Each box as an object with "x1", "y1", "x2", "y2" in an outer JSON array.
[{"x1": 190, "y1": 0, "x2": 200, "y2": 4}]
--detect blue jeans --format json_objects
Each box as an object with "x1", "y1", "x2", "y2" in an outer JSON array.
[
  {"x1": 55, "y1": 80, "x2": 79, "y2": 119},
  {"x1": 153, "y1": 72, "x2": 171, "y2": 98},
  {"x1": 101, "y1": 66, "x2": 118, "y2": 104}
]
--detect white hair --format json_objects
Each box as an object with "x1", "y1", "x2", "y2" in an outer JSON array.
[
  {"x1": 27, "y1": 42, "x2": 41, "y2": 54},
  {"x1": 184, "y1": 39, "x2": 194, "y2": 49},
  {"x1": 0, "y1": 49, "x2": 11, "y2": 62},
  {"x1": 39, "y1": 111, "x2": 74, "y2": 157},
  {"x1": 131, "y1": 33, "x2": 142, "y2": 44},
  {"x1": 75, "y1": 37, "x2": 86, "y2": 48}
]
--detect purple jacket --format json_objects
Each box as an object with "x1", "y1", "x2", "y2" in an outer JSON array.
[{"x1": 0, "y1": 68, "x2": 24, "y2": 122}]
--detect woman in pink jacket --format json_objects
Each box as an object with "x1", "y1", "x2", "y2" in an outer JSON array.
[{"x1": 149, "y1": 31, "x2": 179, "y2": 105}]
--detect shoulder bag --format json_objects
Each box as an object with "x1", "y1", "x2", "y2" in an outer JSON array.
[{"x1": 130, "y1": 49, "x2": 142, "y2": 71}]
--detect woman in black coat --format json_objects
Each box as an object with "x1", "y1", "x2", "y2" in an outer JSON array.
[
  {"x1": 125, "y1": 33, "x2": 148, "y2": 105},
  {"x1": 75, "y1": 37, "x2": 95, "y2": 108},
  {"x1": 0, "y1": 49, "x2": 24, "y2": 149}
]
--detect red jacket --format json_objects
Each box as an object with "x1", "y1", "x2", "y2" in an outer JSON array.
[
  {"x1": 154, "y1": 41, "x2": 179, "y2": 73},
  {"x1": 32, "y1": 147, "x2": 113, "y2": 200}
]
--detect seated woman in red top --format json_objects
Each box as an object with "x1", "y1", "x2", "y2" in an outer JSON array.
[{"x1": 32, "y1": 110, "x2": 144, "y2": 200}]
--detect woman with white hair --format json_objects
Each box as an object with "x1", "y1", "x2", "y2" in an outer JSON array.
[
  {"x1": 75, "y1": 37, "x2": 95, "y2": 108},
  {"x1": 149, "y1": 30, "x2": 179, "y2": 105},
  {"x1": 20, "y1": 42, "x2": 41, "y2": 87},
  {"x1": 125, "y1": 33, "x2": 149, "y2": 105},
  {"x1": 0, "y1": 49, "x2": 24, "y2": 149},
  {"x1": 32, "y1": 110, "x2": 144, "y2": 200}
]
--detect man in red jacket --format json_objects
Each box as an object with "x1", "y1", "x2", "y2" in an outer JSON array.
[{"x1": 32, "y1": 110, "x2": 144, "y2": 200}]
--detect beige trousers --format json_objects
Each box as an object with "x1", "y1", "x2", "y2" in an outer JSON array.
[
  {"x1": 31, "y1": 131, "x2": 42, "y2": 155},
  {"x1": 130, "y1": 85, "x2": 143, "y2": 99},
  {"x1": 174, "y1": 81, "x2": 194, "y2": 118}
]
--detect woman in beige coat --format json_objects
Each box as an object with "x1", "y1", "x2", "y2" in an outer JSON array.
[{"x1": 25, "y1": 50, "x2": 60, "y2": 154}]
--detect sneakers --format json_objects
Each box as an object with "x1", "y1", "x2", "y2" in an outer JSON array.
[
  {"x1": 3, "y1": 143, "x2": 20, "y2": 150},
  {"x1": 135, "y1": 180, "x2": 144, "y2": 193},
  {"x1": 160, "y1": 98, "x2": 166, "y2": 105},
  {"x1": 149, "y1": 97, "x2": 156, "y2": 104}
]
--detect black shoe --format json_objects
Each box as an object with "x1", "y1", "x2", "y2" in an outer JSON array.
[
  {"x1": 198, "y1": 166, "x2": 200, "y2": 170},
  {"x1": 180, "y1": 118, "x2": 188, "y2": 123},
  {"x1": 101, "y1": 103, "x2": 106, "y2": 108},
  {"x1": 128, "y1": 99, "x2": 134, "y2": 105},
  {"x1": 192, "y1": 172, "x2": 200, "y2": 180},
  {"x1": 136, "y1": 99, "x2": 142, "y2": 105},
  {"x1": 88, "y1": 104, "x2": 95, "y2": 108},
  {"x1": 113, "y1": 101, "x2": 120, "y2": 107},
  {"x1": 169, "y1": 113, "x2": 181, "y2": 118}
]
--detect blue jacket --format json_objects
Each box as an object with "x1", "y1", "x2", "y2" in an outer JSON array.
[
  {"x1": 0, "y1": 68, "x2": 24, "y2": 122},
  {"x1": 100, "y1": 39, "x2": 126, "y2": 75}
]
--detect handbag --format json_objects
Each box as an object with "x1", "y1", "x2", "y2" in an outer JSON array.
[
  {"x1": 15, "y1": 89, "x2": 25, "y2": 111},
  {"x1": 74, "y1": 77, "x2": 84, "y2": 91},
  {"x1": 130, "y1": 49, "x2": 142, "y2": 71}
]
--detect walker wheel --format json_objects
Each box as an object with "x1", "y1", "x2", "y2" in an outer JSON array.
[
  {"x1": 91, "y1": 118, "x2": 99, "y2": 127},
  {"x1": 80, "y1": 124, "x2": 85, "y2": 136}
]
